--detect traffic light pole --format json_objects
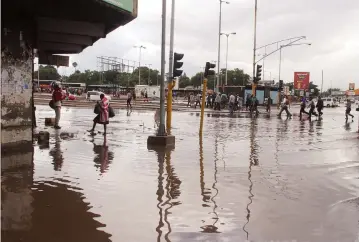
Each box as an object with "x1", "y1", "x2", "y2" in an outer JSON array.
[
  {"x1": 158, "y1": 0, "x2": 167, "y2": 136},
  {"x1": 166, "y1": 0, "x2": 176, "y2": 131}
]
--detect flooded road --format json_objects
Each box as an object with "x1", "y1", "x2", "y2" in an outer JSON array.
[{"x1": 2, "y1": 106, "x2": 359, "y2": 242}]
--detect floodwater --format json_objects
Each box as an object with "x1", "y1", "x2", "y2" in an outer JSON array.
[{"x1": 2, "y1": 105, "x2": 359, "y2": 242}]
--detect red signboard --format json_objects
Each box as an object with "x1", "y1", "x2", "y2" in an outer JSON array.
[{"x1": 294, "y1": 72, "x2": 310, "y2": 90}]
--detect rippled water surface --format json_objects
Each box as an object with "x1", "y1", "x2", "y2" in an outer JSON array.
[{"x1": 2, "y1": 106, "x2": 359, "y2": 242}]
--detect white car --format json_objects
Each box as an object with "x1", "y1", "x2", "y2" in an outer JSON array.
[
  {"x1": 322, "y1": 97, "x2": 338, "y2": 108},
  {"x1": 86, "y1": 91, "x2": 111, "y2": 101}
]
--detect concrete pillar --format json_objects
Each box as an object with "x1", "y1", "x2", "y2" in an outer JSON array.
[{"x1": 1, "y1": 25, "x2": 34, "y2": 161}]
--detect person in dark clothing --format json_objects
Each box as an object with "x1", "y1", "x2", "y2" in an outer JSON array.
[
  {"x1": 316, "y1": 96, "x2": 324, "y2": 117},
  {"x1": 299, "y1": 97, "x2": 310, "y2": 119},
  {"x1": 246, "y1": 95, "x2": 252, "y2": 111},
  {"x1": 266, "y1": 97, "x2": 272, "y2": 113},
  {"x1": 308, "y1": 97, "x2": 318, "y2": 119},
  {"x1": 187, "y1": 94, "x2": 191, "y2": 107},
  {"x1": 345, "y1": 99, "x2": 354, "y2": 121}
]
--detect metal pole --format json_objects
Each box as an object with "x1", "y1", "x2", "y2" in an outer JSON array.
[
  {"x1": 216, "y1": 1, "x2": 223, "y2": 93},
  {"x1": 158, "y1": 0, "x2": 167, "y2": 136},
  {"x1": 168, "y1": 0, "x2": 175, "y2": 83},
  {"x1": 252, "y1": 0, "x2": 258, "y2": 96},
  {"x1": 225, "y1": 35, "x2": 229, "y2": 86},
  {"x1": 148, "y1": 64, "x2": 152, "y2": 85},
  {"x1": 278, "y1": 46, "x2": 282, "y2": 82},
  {"x1": 263, "y1": 47, "x2": 266, "y2": 81},
  {"x1": 321, "y1": 70, "x2": 324, "y2": 94},
  {"x1": 37, "y1": 61, "x2": 40, "y2": 87},
  {"x1": 139, "y1": 48, "x2": 142, "y2": 85}
]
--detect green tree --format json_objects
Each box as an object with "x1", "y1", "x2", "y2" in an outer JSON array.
[
  {"x1": 179, "y1": 73, "x2": 191, "y2": 88},
  {"x1": 220, "y1": 68, "x2": 250, "y2": 86},
  {"x1": 34, "y1": 65, "x2": 60, "y2": 80}
]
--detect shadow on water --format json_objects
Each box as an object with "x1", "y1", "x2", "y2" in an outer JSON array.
[
  {"x1": 243, "y1": 118, "x2": 259, "y2": 240},
  {"x1": 92, "y1": 137, "x2": 115, "y2": 175},
  {"x1": 1, "y1": 154, "x2": 112, "y2": 242},
  {"x1": 151, "y1": 146, "x2": 181, "y2": 242},
  {"x1": 199, "y1": 134, "x2": 220, "y2": 234}
]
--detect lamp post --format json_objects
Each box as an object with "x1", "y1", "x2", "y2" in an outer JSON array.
[
  {"x1": 134, "y1": 45, "x2": 146, "y2": 85},
  {"x1": 221, "y1": 32, "x2": 236, "y2": 87},
  {"x1": 278, "y1": 43, "x2": 311, "y2": 82},
  {"x1": 147, "y1": 64, "x2": 152, "y2": 85},
  {"x1": 216, "y1": 0, "x2": 230, "y2": 93}
]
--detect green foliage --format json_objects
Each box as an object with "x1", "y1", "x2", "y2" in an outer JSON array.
[{"x1": 34, "y1": 65, "x2": 60, "y2": 80}]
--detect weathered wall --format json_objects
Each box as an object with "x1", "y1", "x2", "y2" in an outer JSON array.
[{"x1": 1, "y1": 26, "x2": 34, "y2": 155}]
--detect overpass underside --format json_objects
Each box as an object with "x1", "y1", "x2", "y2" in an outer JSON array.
[{"x1": 1, "y1": 0, "x2": 138, "y2": 166}]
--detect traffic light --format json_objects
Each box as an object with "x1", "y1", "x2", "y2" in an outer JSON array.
[
  {"x1": 255, "y1": 64, "x2": 262, "y2": 83},
  {"x1": 279, "y1": 80, "x2": 283, "y2": 90},
  {"x1": 204, "y1": 62, "x2": 216, "y2": 78},
  {"x1": 173, "y1": 52, "x2": 184, "y2": 78}
]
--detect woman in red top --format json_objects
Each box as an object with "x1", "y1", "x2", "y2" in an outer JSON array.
[
  {"x1": 88, "y1": 94, "x2": 110, "y2": 135},
  {"x1": 52, "y1": 83, "x2": 65, "y2": 129}
]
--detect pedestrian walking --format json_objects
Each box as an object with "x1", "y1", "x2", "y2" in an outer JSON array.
[
  {"x1": 250, "y1": 95, "x2": 259, "y2": 116},
  {"x1": 214, "y1": 93, "x2": 221, "y2": 111},
  {"x1": 246, "y1": 94, "x2": 252, "y2": 111},
  {"x1": 194, "y1": 93, "x2": 201, "y2": 109},
  {"x1": 187, "y1": 94, "x2": 191, "y2": 107},
  {"x1": 266, "y1": 97, "x2": 272, "y2": 113},
  {"x1": 127, "y1": 91, "x2": 132, "y2": 109},
  {"x1": 299, "y1": 97, "x2": 310, "y2": 119},
  {"x1": 345, "y1": 99, "x2": 354, "y2": 121},
  {"x1": 229, "y1": 93, "x2": 236, "y2": 114},
  {"x1": 144, "y1": 91, "x2": 148, "y2": 102},
  {"x1": 51, "y1": 83, "x2": 65, "y2": 129},
  {"x1": 88, "y1": 94, "x2": 110, "y2": 135},
  {"x1": 316, "y1": 96, "x2": 324, "y2": 117},
  {"x1": 308, "y1": 97, "x2": 318, "y2": 119},
  {"x1": 277, "y1": 95, "x2": 292, "y2": 118}
]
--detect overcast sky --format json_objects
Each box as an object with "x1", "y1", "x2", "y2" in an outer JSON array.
[{"x1": 57, "y1": 0, "x2": 359, "y2": 91}]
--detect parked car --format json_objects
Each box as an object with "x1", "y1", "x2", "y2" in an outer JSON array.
[
  {"x1": 86, "y1": 91, "x2": 112, "y2": 101},
  {"x1": 322, "y1": 97, "x2": 338, "y2": 107}
]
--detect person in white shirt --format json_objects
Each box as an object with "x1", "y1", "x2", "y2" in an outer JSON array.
[{"x1": 277, "y1": 95, "x2": 292, "y2": 118}]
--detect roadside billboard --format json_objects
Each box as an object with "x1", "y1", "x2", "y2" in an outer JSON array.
[
  {"x1": 349, "y1": 83, "x2": 355, "y2": 91},
  {"x1": 294, "y1": 72, "x2": 310, "y2": 90}
]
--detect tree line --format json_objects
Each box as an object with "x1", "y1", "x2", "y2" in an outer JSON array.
[{"x1": 34, "y1": 65, "x2": 252, "y2": 89}]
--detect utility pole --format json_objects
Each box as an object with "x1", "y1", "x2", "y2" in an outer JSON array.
[
  {"x1": 321, "y1": 70, "x2": 324, "y2": 95},
  {"x1": 252, "y1": 0, "x2": 258, "y2": 96},
  {"x1": 148, "y1": 64, "x2": 152, "y2": 85},
  {"x1": 134, "y1": 45, "x2": 146, "y2": 85},
  {"x1": 217, "y1": 0, "x2": 229, "y2": 92}
]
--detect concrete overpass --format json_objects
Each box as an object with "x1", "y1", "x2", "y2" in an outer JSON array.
[{"x1": 1, "y1": 0, "x2": 138, "y2": 163}]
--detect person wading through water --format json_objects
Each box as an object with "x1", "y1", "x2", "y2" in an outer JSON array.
[
  {"x1": 299, "y1": 97, "x2": 310, "y2": 120},
  {"x1": 316, "y1": 96, "x2": 324, "y2": 118},
  {"x1": 308, "y1": 97, "x2": 318, "y2": 120},
  {"x1": 52, "y1": 83, "x2": 65, "y2": 129},
  {"x1": 345, "y1": 99, "x2": 354, "y2": 121},
  {"x1": 88, "y1": 94, "x2": 110, "y2": 135},
  {"x1": 277, "y1": 95, "x2": 292, "y2": 118}
]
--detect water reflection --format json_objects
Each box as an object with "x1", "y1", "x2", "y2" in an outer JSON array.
[
  {"x1": 49, "y1": 131, "x2": 64, "y2": 171},
  {"x1": 1, "y1": 163, "x2": 112, "y2": 242},
  {"x1": 92, "y1": 137, "x2": 115, "y2": 174},
  {"x1": 199, "y1": 134, "x2": 220, "y2": 234},
  {"x1": 153, "y1": 147, "x2": 181, "y2": 242},
  {"x1": 243, "y1": 118, "x2": 259, "y2": 239}
]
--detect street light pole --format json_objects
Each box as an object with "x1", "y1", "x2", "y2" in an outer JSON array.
[
  {"x1": 148, "y1": 64, "x2": 152, "y2": 85},
  {"x1": 168, "y1": 0, "x2": 176, "y2": 83},
  {"x1": 134, "y1": 45, "x2": 146, "y2": 85},
  {"x1": 216, "y1": 0, "x2": 229, "y2": 93},
  {"x1": 252, "y1": 0, "x2": 258, "y2": 95},
  {"x1": 221, "y1": 32, "x2": 236, "y2": 87}
]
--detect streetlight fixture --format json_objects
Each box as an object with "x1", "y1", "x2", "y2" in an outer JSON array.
[
  {"x1": 221, "y1": 32, "x2": 236, "y2": 86},
  {"x1": 216, "y1": 0, "x2": 230, "y2": 92},
  {"x1": 134, "y1": 45, "x2": 146, "y2": 85},
  {"x1": 278, "y1": 43, "x2": 311, "y2": 82}
]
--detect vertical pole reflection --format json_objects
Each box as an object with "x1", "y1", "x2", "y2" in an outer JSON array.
[
  {"x1": 153, "y1": 147, "x2": 178, "y2": 242},
  {"x1": 200, "y1": 134, "x2": 220, "y2": 233},
  {"x1": 155, "y1": 150, "x2": 165, "y2": 242},
  {"x1": 243, "y1": 118, "x2": 259, "y2": 239}
]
